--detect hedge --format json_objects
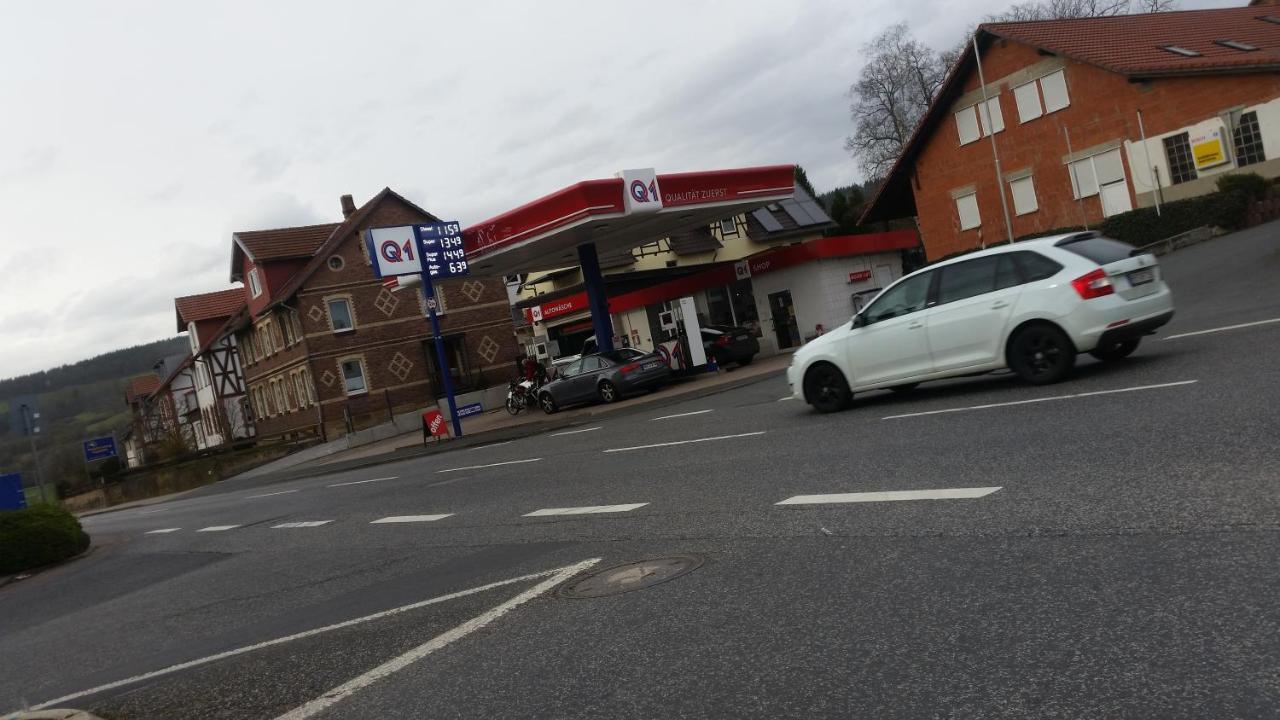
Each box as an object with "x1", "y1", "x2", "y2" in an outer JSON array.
[
  {"x1": 1098, "y1": 189, "x2": 1250, "y2": 247},
  {"x1": 0, "y1": 504, "x2": 91, "y2": 574}
]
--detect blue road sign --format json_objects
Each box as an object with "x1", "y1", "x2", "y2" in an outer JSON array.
[
  {"x1": 0, "y1": 473, "x2": 26, "y2": 510},
  {"x1": 457, "y1": 402, "x2": 483, "y2": 418},
  {"x1": 414, "y1": 222, "x2": 469, "y2": 279},
  {"x1": 83, "y1": 436, "x2": 118, "y2": 463}
]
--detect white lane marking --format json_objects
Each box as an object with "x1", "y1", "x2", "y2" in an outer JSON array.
[
  {"x1": 370, "y1": 514, "x2": 453, "y2": 524},
  {"x1": 469, "y1": 440, "x2": 514, "y2": 451},
  {"x1": 145, "y1": 528, "x2": 181, "y2": 534},
  {"x1": 777, "y1": 396, "x2": 797, "y2": 402},
  {"x1": 881, "y1": 380, "x2": 1198, "y2": 420},
  {"x1": 137, "y1": 507, "x2": 170, "y2": 515},
  {"x1": 29, "y1": 561, "x2": 599, "y2": 711},
  {"x1": 524, "y1": 503, "x2": 648, "y2": 517},
  {"x1": 197, "y1": 525, "x2": 240, "y2": 532},
  {"x1": 777, "y1": 487, "x2": 1003, "y2": 505},
  {"x1": 271, "y1": 558, "x2": 600, "y2": 720},
  {"x1": 549, "y1": 426, "x2": 602, "y2": 437},
  {"x1": 247, "y1": 489, "x2": 299, "y2": 499},
  {"x1": 436, "y1": 458, "x2": 542, "y2": 473},
  {"x1": 650, "y1": 409, "x2": 713, "y2": 421},
  {"x1": 328, "y1": 477, "x2": 397, "y2": 487},
  {"x1": 272, "y1": 521, "x2": 333, "y2": 528},
  {"x1": 1164, "y1": 317, "x2": 1280, "y2": 340},
  {"x1": 603, "y1": 431, "x2": 766, "y2": 453}
]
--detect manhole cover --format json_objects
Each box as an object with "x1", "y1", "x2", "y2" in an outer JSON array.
[{"x1": 558, "y1": 555, "x2": 704, "y2": 598}]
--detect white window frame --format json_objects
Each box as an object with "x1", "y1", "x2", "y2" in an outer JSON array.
[
  {"x1": 955, "y1": 191, "x2": 981, "y2": 231},
  {"x1": 327, "y1": 297, "x2": 355, "y2": 334},
  {"x1": 1039, "y1": 70, "x2": 1070, "y2": 114},
  {"x1": 978, "y1": 96, "x2": 1004, "y2": 137},
  {"x1": 1013, "y1": 70, "x2": 1070, "y2": 125},
  {"x1": 339, "y1": 357, "x2": 368, "y2": 397},
  {"x1": 273, "y1": 379, "x2": 287, "y2": 414},
  {"x1": 955, "y1": 105, "x2": 981, "y2": 145},
  {"x1": 248, "y1": 268, "x2": 263, "y2": 298},
  {"x1": 1009, "y1": 175, "x2": 1039, "y2": 216},
  {"x1": 1068, "y1": 148, "x2": 1124, "y2": 200}
]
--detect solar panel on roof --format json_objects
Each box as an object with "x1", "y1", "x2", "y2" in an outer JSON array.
[
  {"x1": 781, "y1": 199, "x2": 820, "y2": 226},
  {"x1": 752, "y1": 208, "x2": 784, "y2": 233},
  {"x1": 796, "y1": 198, "x2": 832, "y2": 225},
  {"x1": 1214, "y1": 39, "x2": 1257, "y2": 51},
  {"x1": 1159, "y1": 45, "x2": 1201, "y2": 57}
]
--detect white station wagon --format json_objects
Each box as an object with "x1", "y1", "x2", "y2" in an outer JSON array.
[{"x1": 788, "y1": 232, "x2": 1175, "y2": 413}]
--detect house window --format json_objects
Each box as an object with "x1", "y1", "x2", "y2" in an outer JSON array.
[
  {"x1": 1233, "y1": 111, "x2": 1266, "y2": 167},
  {"x1": 955, "y1": 105, "x2": 980, "y2": 145},
  {"x1": 280, "y1": 315, "x2": 294, "y2": 346},
  {"x1": 1163, "y1": 132, "x2": 1198, "y2": 184},
  {"x1": 270, "y1": 319, "x2": 284, "y2": 350},
  {"x1": 301, "y1": 368, "x2": 317, "y2": 404},
  {"x1": 340, "y1": 358, "x2": 367, "y2": 395},
  {"x1": 264, "y1": 383, "x2": 277, "y2": 416},
  {"x1": 293, "y1": 372, "x2": 309, "y2": 409},
  {"x1": 327, "y1": 255, "x2": 345, "y2": 271},
  {"x1": 248, "y1": 268, "x2": 263, "y2": 298},
  {"x1": 328, "y1": 298, "x2": 355, "y2": 333},
  {"x1": 1013, "y1": 70, "x2": 1069, "y2": 124},
  {"x1": 1068, "y1": 148, "x2": 1131, "y2": 217},
  {"x1": 719, "y1": 218, "x2": 739, "y2": 237},
  {"x1": 1040, "y1": 70, "x2": 1070, "y2": 113},
  {"x1": 273, "y1": 379, "x2": 287, "y2": 414},
  {"x1": 291, "y1": 313, "x2": 304, "y2": 343},
  {"x1": 1009, "y1": 175, "x2": 1038, "y2": 216},
  {"x1": 955, "y1": 191, "x2": 981, "y2": 231},
  {"x1": 257, "y1": 325, "x2": 271, "y2": 356},
  {"x1": 1013, "y1": 81, "x2": 1042, "y2": 123},
  {"x1": 978, "y1": 96, "x2": 1004, "y2": 136},
  {"x1": 283, "y1": 376, "x2": 297, "y2": 411}
]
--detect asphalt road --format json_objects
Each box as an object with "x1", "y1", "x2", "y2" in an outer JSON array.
[{"x1": 3, "y1": 223, "x2": 1278, "y2": 719}]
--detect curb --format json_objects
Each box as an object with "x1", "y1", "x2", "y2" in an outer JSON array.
[
  {"x1": 0, "y1": 545, "x2": 95, "y2": 590},
  {"x1": 2, "y1": 711, "x2": 107, "y2": 720}
]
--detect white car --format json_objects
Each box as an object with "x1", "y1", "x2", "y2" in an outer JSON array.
[{"x1": 787, "y1": 232, "x2": 1175, "y2": 413}]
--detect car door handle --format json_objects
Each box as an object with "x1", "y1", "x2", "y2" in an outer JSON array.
[
  {"x1": 991, "y1": 301, "x2": 1009, "y2": 309},
  {"x1": 908, "y1": 321, "x2": 925, "y2": 330}
]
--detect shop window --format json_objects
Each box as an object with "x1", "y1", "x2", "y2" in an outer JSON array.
[
  {"x1": 340, "y1": 359, "x2": 367, "y2": 396},
  {"x1": 328, "y1": 298, "x2": 355, "y2": 333},
  {"x1": 1163, "y1": 133, "x2": 1198, "y2": 185},
  {"x1": 423, "y1": 335, "x2": 479, "y2": 396},
  {"x1": 1233, "y1": 111, "x2": 1266, "y2": 167},
  {"x1": 706, "y1": 285, "x2": 736, "y2": 327},
  {"x1": 955, "y1": 105, "x2": 980, "y2": 145},
  {"x1": 1009, "y1": 175, "x2": 1038, "y2": 216},
  {"x1": 955, "y1": 191, "x2": 981, "y2": 231}
]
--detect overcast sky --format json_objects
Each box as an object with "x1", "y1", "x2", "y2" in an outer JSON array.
[{"x1": 0, "y1": 0, "x2": 1236, "y2": 380}]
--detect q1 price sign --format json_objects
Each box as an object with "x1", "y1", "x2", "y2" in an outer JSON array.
[{"x1": 414, "y1": 221, "x2": 469, "y2": 279}]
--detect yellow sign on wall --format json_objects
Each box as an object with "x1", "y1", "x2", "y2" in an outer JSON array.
[{"x1": 1191, "y1": 129, "x2": 1229, "y2": 170}]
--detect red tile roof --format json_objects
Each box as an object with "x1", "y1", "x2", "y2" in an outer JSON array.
[
  {"x1": 984, "y1": 7, "x2": 1280, "y2": 77},
  {"x1": 233, "y1": 222, "x2": 341, "y2": 262},
  {"x1": 125, "y1": 375, "x2": 161, "y2": 403},
  {"x1": 174, "y1": 288, "x2": 246, "y2": 331}
]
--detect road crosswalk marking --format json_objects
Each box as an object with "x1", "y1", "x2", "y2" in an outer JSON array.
[
  {"x1": 272, "y1": 521, "x2": 333, "y2": 528},
  {"x1": 523, "y1": 503, "x2": 648, "y2": 517},
  {"x1": 776, "y1": 487, "x2": 1002, "y2": 505},
  {"x1": 370, "y1": 515, "x2": 453, "y2": 524},
  {"x1": 197, "y1": 525, "x2": 240, "y2": 532}
]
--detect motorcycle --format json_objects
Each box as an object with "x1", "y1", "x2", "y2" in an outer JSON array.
[{"x1": 505, "y1": 378, "x2": 538, "y2": 415}]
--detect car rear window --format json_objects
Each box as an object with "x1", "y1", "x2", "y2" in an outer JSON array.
[
  {"x1": 1055, "y1": 235, "x2": 1137, "y2": 265},
  {"x1": 1013, "y1": 251, "x2": 1063, "y2": 282}
]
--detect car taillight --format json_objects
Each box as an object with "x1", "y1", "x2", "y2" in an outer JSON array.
[
  {"x1": 714, "y1": 335, "x2": 731, "y2": 347},
  {"x1": 1071, "y1": 268, "x2": 1114, "y2": 299},
  {"x1": 620, "y1": 363, "x2": 640, "y2": 373}
]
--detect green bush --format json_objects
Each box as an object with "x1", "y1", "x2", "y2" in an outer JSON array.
[
  {"x1": 1099, "y1": 189, "x2": 1249, "y2": 247},
  {"x1": 0, "y1": 504, "x2": 90, "y2": 574},
  {"x1": 1215, "y1": 172, "x2": 1270, "y2": 201}
]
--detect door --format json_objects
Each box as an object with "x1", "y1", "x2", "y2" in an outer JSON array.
[
  {"x1": 845, "y1": 270, "x2": 935, "y2": 386},
  {"x1": 927, "y1": 254, "x2": 1024, "y2": 372},
  {"x1": 566, "y1": 356, "x2": 606, "y2": 402},
  {"x1": 768, "y1": 291, "x2": 801, "y2": 349}
]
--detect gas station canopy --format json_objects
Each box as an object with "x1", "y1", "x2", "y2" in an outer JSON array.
[{"x1": 462, "y1": 165, "x2": 796, "y2": 276}]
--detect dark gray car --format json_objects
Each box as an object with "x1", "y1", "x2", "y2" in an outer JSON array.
[{"x1": 539, "y1": 349, "x2": 670, "y2": 413}]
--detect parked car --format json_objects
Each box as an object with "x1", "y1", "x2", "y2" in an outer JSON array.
[
  {"x1": 787, "y1": 231, "x2": 1175, "y2": 413},
  {"x1": 701, "y1": 324, "x2": 760, "y2": 367},
  {"x1": 550, "y1": 336, "x2": 599, "y2": 372},
  {"x1": 539, "y1": 349, "x2": 671, "y2": 413}
]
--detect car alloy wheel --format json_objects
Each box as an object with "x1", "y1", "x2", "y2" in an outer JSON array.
[
  {"x1": 540, "y1": 393, "x2": 558, "y2": 414},
  {"x1": 1010, "y1": 325, "x2": 1075, "y2": 384},
  {"x1": 598, "y1": 381, "x2": 618, "y2": 403},
  {"x1": 804, "y1": 363, "x2": 851, "y2": 413}
]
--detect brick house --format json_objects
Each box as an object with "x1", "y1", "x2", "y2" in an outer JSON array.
[
  {"x1": 862, "y1": 5, "x2": 1280, "y2": 259},
  {"x1": 174, "y1": 288, "x2": 252, "y2": 448},
  {"x1": 227, "y1": 189, "x2": 518, "y2": 441}
]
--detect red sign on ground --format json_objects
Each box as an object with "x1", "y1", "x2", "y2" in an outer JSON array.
[
  {"x1": 422, "y1": 409, "x2": 449, "y2": 439},
  {"x1": 849, "y1": 270, "x2": 873, "y2": 283}
]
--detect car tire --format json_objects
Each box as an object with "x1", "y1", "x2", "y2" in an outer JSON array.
[
  {"x1": 1090, "y1": 337, "x2": 1140, "y2": 362},
  {"x1": 539, "y1": 393, "x2": 558, "y2": 414},
  {"x1": 1008, "y1": 324, "x2": 1076, "y2": 385},
  {"x1": 889, "y1": 383, "x2": 919, "y2": 394},
  {"x1": 598, "y1": 380, "x2": 618, "y2": 403},
  {"x1": 803, "y1": 363, "x2": 852, "y2": 413}
]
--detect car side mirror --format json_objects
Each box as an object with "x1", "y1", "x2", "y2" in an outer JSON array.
[{"x1": 851, "y1": 314, "x2": 866, "y2": 329}]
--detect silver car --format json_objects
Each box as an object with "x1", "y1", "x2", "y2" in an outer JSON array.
[{"x1": 539, "y1": 349, "x2": 671, "y2": 413}]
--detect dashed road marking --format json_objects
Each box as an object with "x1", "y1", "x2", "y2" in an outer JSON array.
[
  {"x1": 1164, "y1": 317, "x2": 1280, "y2": 340},
  {"x1": 549, "y1": 426, "x2": 601, "y2": 437},
  {"x1": 651, "y1": 409, "x2": 713, "y2": 421},
  {"x1": 777, "y1": 396, "x2": 797, "y2": 402},
  {"x1": 370, "y1": 514, "x2": 453, "y2": 524},
  {"x1": 272, "y1": 521, "x2": 333, "y2": 529},
  {"x1": 777, "y1": 487, "x2": 1003, "y2": 505},
  {"x1": 603, "y1": 431, "x2": 765, "y2": 453},
  {"x1": 329, "y1": 477, "x2": 397, "y2": 487},
  {"x1": 437, "y1": 458, "x2": 542, "y2": 473},
  {"x1": 248, "y1": 489, "x2": 300, "y2": 499},
  {"x1": 881, "y1": 380, "x2": 1198, "y2": 420},
  {"x1": 469, "y1": 440, "x2": 514, "y2": 451},
  {"x1": 145, "y1": 528, "x2": 181, "y2": 534},
  {"x1": 523, "y1": 503, "x2": 648, "y2": 517},
  {"x1": 197, "y1": 525, "x2": 240, "y2": 532}
]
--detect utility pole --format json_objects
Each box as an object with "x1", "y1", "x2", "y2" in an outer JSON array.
[
  {"x1": 20, "y1": 404, "x2": 47, "y2": 504},
  {"x1": 973, "y1": 34, "x2": 1014, "y2": 245}
]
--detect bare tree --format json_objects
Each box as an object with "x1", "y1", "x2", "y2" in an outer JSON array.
[
  {"x1": 987, "y1": 0, "x2": 1175, "y2": 21},
  {"x1": 844, "y1": 23, "x2": 946, "y2": 179}
]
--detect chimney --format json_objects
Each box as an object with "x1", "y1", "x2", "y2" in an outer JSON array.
[{"x1": 340, "y1": 194, "x2": 357, "y2": 218}]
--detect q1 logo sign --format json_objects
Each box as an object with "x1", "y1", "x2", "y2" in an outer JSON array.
[
  {"x1": 630, "y1": 178, "x2": 659, "y2": 204},
  {"x1": 380, "y1": 238, "x2": 414, "y2": 263},
  {"x1": 365, "y1": 225, "x2": 422, "y2": 278},
  {"x1": 620, "y1": 168, "x2": 663, "y2": 215}
]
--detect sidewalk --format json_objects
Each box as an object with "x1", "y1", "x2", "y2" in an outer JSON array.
[{"x1": 240, "y1": 351, "x2": 793, "y2": 483}]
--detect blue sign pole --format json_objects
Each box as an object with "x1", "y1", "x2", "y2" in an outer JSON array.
[{"x1": 421, "y1": 272, "x2": 463, "y2": 439}]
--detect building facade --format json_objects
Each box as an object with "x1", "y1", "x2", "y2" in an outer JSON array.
[
  {"x1": 863, "y1": 6, "x2": 1280, "y2": 259},
  {"x1": 228, "y1": 189, "x2": 518, "y2": 440},
  {"x1": 175, "y1": 288, "x2": 252, "y2": 449}
]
